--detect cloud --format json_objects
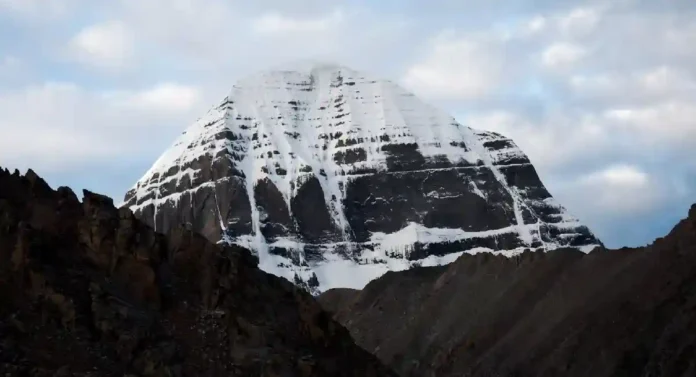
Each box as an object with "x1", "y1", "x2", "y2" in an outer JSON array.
[
  {"x1": 640, "y1": 66, "x2": 692, "y2": 94},
  {"x1": 541, "y1": 42, "x2": 587, "y2": 69},
  {"x1": 557, "y1": 7, "x2": 602, "y2": 36},
  {"x1": 443, "y1": 3, "x2": 695, "y2": 247},
  {"x1": 99, "y1": 2, "x2": 413, "y2": 80},
  {"x1": 566, "y1": 64, "x2": 696, "y2": 150},
  {"x1": 0, "y1": 56, "x2": 22, "y2": 80},
  {"x1": 0, "y1": 82, "x2": 204, "y2": 173},
  {"x1": 69, "y1": 21, "x2": 135, "y2": 70},
  {"x1": 569, "y1": 66, "x2": 696, "y2": 103},
  {"x1": 565, "y1": 164, "x2": 663, "y2": 216},
  {"x1": 604, "y1": 101, "x2": 696, "y2": 144},
  {"x1": 106, "y1": 83, "x2": 202, "y2": 113},
  {"x1": 0, "y1": 83, "x2": 116, "y2": 170},
  {"x1": 585, "y1": 164, "x2": 649, "y2": 186},
  {"x1": 0, "y1": 0, "x2": 74, "y2": 19},
  {"x1": 0, "y1": 55, "x2": 20, "y2": 69},
  {"x1": 401, "y1": 32, "x2": 508, "y2": 100},
  {"x1": 464, "y1": 109, "x2": 610, "y2": 173},
  {"x1": 252, "y1": 9, "x2": 344, "y2": 33},
  {"x1": 525, "y1": 15, "x2": 547, "y2": 34}
]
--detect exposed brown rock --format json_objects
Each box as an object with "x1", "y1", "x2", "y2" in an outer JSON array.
[
  {"x1": 0, "y1": 167, "x2": 395, "y2": 376},
  {"x1": 319, "y1": 205, "x2": 696, "y2": 377}
]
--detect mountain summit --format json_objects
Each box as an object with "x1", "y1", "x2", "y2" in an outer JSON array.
[{"x1": 123, "y1": 63, "x2": 601, "y2": 293}]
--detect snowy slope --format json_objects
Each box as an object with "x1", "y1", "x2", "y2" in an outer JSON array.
[{"x1": 124, "y1": 63, "x2": 602, "y2": 294}]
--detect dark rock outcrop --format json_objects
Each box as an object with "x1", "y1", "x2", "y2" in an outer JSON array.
[
  {"x1": 319, "y1": 204, "x2": 696, "y2": 377},
  {"x1": 0, "y1": 167, "x2": 395, "y2": 376}
]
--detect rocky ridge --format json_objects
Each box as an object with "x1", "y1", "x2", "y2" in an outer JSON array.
[
  {"x1": 319, "y1": 204, "x2": 696, "y2": 377},
  {"x1": 0, "y1": 167, "x2": 395, "y2": 376},
  {"x1": 123, "y1": 63, "x2": 601, "y2": 294}
]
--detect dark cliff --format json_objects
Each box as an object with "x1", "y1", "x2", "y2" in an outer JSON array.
[
  {"x1": 319, "y1": 204, "x2": 696, "y2": 377},
  {"x1": 0, "y1": 167, "x2": 394, "y2": 376}
]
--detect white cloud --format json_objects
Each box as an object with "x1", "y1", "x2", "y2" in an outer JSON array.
[
  {"x1": 0, "y1": 55, "x2": 20, "y2": 69},
  {"x1": 639, "y1": 66, "x2": 696, "y2": 94},
  {"x1": 664, "y1": 21, "x2": 696, "y2": 59},
  {"x1": 0, "y1": 83, "x2": 116, "y2": 169},
  {"x1": 252, "y1": 9, "x2": 344, "y2": 33},
  {"x1": 545, "y1": 164, "x2": 670, "y2": 235},
  {"x1": 464, "y1": 110, "x2": 609, "y2": 172},
  {"x1": 525, "y1": 15, "x2": 547, "y2": 34},
  {"x1": 106, "y1": 83, "x2": 202, "y2": 113},
  {"x1": 0, "y1": 82, "x2": 204, "y2": 173},
  {"x1": 401, "y1": 32, "x2": 507, "y2": 100},
  {"x1": 69, "y1": 21, "x2": 135, "y2": 70},
  {"x1": 130, "y1": 84, "x2": 201, "y2": 112},
  {"x1": 0, "y1": 56, "x2": 22, "y2": 79},
  {"x1": 557, "y1": 7, "x2": 602, "y2": 37},
  {"x1": 0, "y1": 0, "x2": 74, "y2": 19},
  {"x1": 514, "y1": 7, "x2": 601, "y2": 42},
  {"x1": 541, "y1": 42, "x2": 587, "y2": 68},
  {"x1": 569, "y1": 74, "x2": 616, "y2": 94},
  {"x1": 604, "y1": 101, "x2": 696, "y2": 143},
  {"x1": 115, "y1": 0, "x2": 237, "y2": 62},
  {"x1": 108, "y1": 2, "x2": 405, "y2": 75},
  {"x1": 572, "y1": 164, "x2": 662, "y2": 215},
  {"x1": 582, "y1": 164, "x2": 649, "y2": 187},
  {"x1": 463, "y1": 109, "x2": 672, "y2": 224},
  {"x1": 571, "y1": 66, "x2": 696, "y2": 95}
]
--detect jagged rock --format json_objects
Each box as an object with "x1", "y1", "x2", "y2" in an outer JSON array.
[
  {"x1": 318, "y1": 204, "x2": 696, "y2": 377},
  {"x1": 122, "y1": 63, "x2": 601, "y2": 294},
  {"x1": 0, "y1": 167, "x2": 395, "y2": 376}
]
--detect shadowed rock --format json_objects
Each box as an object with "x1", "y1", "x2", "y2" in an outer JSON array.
[
  {"x1": 319, "y1": 205, "x2": 696, "y2": 377},
  {"x1": 0, "y1": 167, "x2": 395, "y2": 376}
]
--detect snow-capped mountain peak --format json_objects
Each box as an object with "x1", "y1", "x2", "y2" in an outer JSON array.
[{"x1": 124, "y1": 63, "x2": 601, "y2": 294}]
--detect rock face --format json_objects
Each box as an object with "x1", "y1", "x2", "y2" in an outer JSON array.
[
  {"x1": 123, "y1": 63, "x2": 601, "y2": 294},
  {"x1": 0, "y1": 167, "x2": 395, "y2": 376},
  {"x1": 318, "y1": 204, "x2": 696, "y2": 377}
]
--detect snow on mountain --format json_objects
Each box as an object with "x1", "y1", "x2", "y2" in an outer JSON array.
[{"x1": 123, "y1": 63, "x2": 602, "y2": 294}]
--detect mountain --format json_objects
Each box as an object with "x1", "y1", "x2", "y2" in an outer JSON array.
[
  {"x1": 0, "y1": 167, "x2": 395, "y2": 376},
  {"x1": 318, "y1": 204, "x2": 696, "y2": 377},
  {"x1": 123, "y1": 63, "x2": 601, "y2": 294}
]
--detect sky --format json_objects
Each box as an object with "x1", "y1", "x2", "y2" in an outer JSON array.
[{"x1": 0, "y1": 0, "x2": 694, "y2": 248}]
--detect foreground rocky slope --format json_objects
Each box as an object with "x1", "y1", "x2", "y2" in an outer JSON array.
[
  {"x1": 319, "y1": 205, "x2": 696, "y2": 377},
  {"x1": 123, "y1": 63, "x2": 600, "y2": 293},
  {"x1": 0, "y1": 167, "x2": 394, "y2": 376}
]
